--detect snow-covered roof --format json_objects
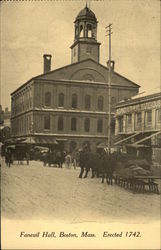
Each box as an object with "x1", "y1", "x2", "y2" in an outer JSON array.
[{"x1": 131, "y1": 86, "x2": 160, "y2": 100}]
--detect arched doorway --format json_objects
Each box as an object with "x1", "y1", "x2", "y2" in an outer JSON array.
[
  {"x1": 70, "y1": 141, "x2": 77, "y2": 153},
  {"x1": 82, "y1": 141, "x2": 91, "y2": 152}
]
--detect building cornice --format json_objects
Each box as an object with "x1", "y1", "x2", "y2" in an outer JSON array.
[
  {"x1": 11, "y1": 108, "x2": 115, "y2": 119},
  {"x1": 70, "y1": 39, "x2": 101, "y2": 49},
  {"x1": 34, "y1": 78, "x2": 138, "y2": 90}
]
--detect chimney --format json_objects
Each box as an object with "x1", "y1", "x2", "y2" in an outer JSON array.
[
  {"x1": 107, "y1": 60, "x2": 115, "y2": 72},
  {"x1": 43, "y1": 54, "x2": 52, "y2": 73}
]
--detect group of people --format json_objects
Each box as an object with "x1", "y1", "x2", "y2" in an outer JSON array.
[
  {"x1": 2, "y1": 144, "x2": 116, "y2": 186},
  {"x1": 78, "y1": 146, "x2": 115, "y2": 184},
  {"x1": 3, "y1": 147, "x2": 30, "y2": 167},
  {"x1": 41, "y1": 149, "x2": 80, "y2": 169}
]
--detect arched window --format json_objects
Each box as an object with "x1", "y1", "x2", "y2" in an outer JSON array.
[
  {"x1": 71, "y1": 117, "x2": 77, "y2": 131},
  {"x1": 44, "y1": 115, "x2": 50, "y2": 130},
  {"x1": 58, "y1": 93, "x2": 64, "y2": 107},
  {"x1": 87, "y1": 24, "x2": 92, "y2": 38},
  {"x1": 85, "y1": 95, "x2": 91, "y2": 109},
  {"x1": 79, "y1": 24, "x2": 84, "y2": 37},
  {"x1": 58, "y1": 117, "x2": 63, "y2": 131},
  {"x1": 98, "y1": 96, "x2": 104, "y2": 111},
  {"x1": 84, "y1": 118, "x2": 90, "y2": 132},
  {"x1": 45, "y1": 92, "x2": 51, "y2": 107},
  {"x1": 72, "y1": 94, "x2": 78, "y2": 109},
  {"x1": 97, "y1": 119, "x2": 103, "y2": 133}
]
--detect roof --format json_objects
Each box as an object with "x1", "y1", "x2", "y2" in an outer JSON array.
[
  {"x1": 116, "y1": 85, "x2": 161, "y2": 108},
  {"x1": 11, "y1": 58, "x2": 140, "y2": 95},
  {"x1": 75, "y1": 6, "x2": 97, "y2": 22},
  {"x1": 131, "y1": 86, "x2": 160, "y2": 100}
]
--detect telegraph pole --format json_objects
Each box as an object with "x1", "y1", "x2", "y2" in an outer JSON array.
[{"x1": 105, "y1": 24, "x2": 113, "y2": 154}]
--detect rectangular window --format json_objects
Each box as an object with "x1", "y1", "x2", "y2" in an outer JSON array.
[
  {"x1": 127, "y1": 114, "x2": 132, "y2": 124},
  {"x1": 157, "y1": 109, "x2": 161, "y2": 122},
  {"x1": 119, "y1": 116, "x2": 123, "y2": 132},
  {"x1": 136, "y1": 112, "x2": 141, "y2": 124},
  {"x1": 45, "y1": 92, "x2": 51, "y2": 107},
  {"x1": 146, "y1": 110, "x2": 152, "y2": 124},
  {"x1": 44, "y1": 115, "x2": 50, "y2": 130}
]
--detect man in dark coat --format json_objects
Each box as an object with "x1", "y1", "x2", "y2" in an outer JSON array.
[
  {"x1": 78, "y1": 148, "x2": 90, "y2": 178},
  {"x1": 101, "y1": 151, "x2": 115, "y2": 184}
]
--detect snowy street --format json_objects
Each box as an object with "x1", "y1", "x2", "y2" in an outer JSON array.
[{"x1": 1, "y1": 159, "x2": 160, "y2": 224}]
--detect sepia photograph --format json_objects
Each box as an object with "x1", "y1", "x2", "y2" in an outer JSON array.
[{"x1": 0, "y1": 0, "x2": 161, "y2": 249}]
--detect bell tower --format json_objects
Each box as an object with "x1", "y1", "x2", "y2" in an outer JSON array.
[{"x1": 70, "y1": 5, "x2": 101, "y2": 63}]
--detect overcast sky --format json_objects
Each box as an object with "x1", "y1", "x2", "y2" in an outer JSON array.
[{"x1": 0, "y1": 0, "x2": 160, "y2": 110}]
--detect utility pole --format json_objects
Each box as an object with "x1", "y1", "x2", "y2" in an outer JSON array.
[{"x1": 105, "y1": 24, "x2": 113, "y2": 154}]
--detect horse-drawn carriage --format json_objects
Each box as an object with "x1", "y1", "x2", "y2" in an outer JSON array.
[{"x1": 40, "y1": 149, "x2": 65, "y2": 168}]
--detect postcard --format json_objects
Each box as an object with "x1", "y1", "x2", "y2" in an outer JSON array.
[{"x1": 1, "y1": 0, "x2": 160, "y2": 249}]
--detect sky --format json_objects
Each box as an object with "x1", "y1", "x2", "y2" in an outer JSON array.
[{"x1": 0, "y1": 0, "x2": 160, "y2": 110}]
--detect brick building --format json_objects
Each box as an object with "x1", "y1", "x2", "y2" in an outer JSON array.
[
  {"x1": 115, "y1": 87, "x2": 161, "y2": 163},
  {"x1": 11, "y1": 6, "x2": 139, "y2": 152}
]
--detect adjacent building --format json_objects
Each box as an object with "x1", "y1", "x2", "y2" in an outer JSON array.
[
  {"x1": 115, "y1": 87, "x2": 161, "y2": 163},
  {"x1": 0, "y1": 106, "x2": 11, "y2": 143},
  {"x1": 11, "y1": 6, "x2": 139, "y2": 152}
]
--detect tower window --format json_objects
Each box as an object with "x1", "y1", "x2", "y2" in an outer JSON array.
[
  {"x1": 87, "y1": 24, "x2": 92, "y2": 38},
  {"x1": 72, "y1": 94, "x2": 78, "y2": 108},
  {"x1": 71, "y1": 117, "x2": 77, "y2": 131},
  {"x1": 97, "y1": 119, "x2": 103, "y2": 133},
  {"x1": 85, "y1": 95, "x2": 91, "y2": 109},
  {"x1": 45, "y1": 92, "x2": 51, "y2": 107},
  {"x1": 79, "y1": 25, "x2": 84, "y2": 37},
  {"x1": 58, "y1": 117, "x2": 64, "y2": 131},
  {"x1": 98, "y1": 96, "x2": 104, "y2": 111},
  {"x1": 84, "y1": 118, "x2": 90, "y2": 132},
  {"x1": 44, "y1": 115, "x2": 50, "y2": 130},
  {"x1": 58, "y1": 93, "x2": 64, "y2": 107}
]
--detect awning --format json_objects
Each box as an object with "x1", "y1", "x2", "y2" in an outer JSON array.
[
  {"x1": 126, "y1": 144, "x2": 150, "y2": 148},
  {"x1": 56, "y1": 139, "x2": 68, "y2": 142},
  {"x1": 96, "y1": 142, "x2": 109, "y2": 148},
  {"x1": 114, "y1": 132, "x2": 141, "y2": 146},
  {"x1": 35, "y1": 137, "x2": 58, "y2": 145},
  {"x1": 34, "y1": 146, "x2": 49, "y2": 152},
  {"x1": 20, "y1": 137, "x2": 36, "y2": 144},
  {"x1": 134, "y1": 130, "x2": 161, "y2": 145},
  {"x1": 7, "y1": 145, "x2": 16, "y2": 149}
]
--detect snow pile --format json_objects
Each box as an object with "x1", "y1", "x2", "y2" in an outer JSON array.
[
  {"x1": 1, "y1": 159, "x2": 160, "y2": 223},
  {"x1": 115, "y1": 159, "x2": 151, "y2": 177}
]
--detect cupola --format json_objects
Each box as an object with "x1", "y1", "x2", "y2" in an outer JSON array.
[{"x1": 70, "y1": 5, "x2": 101, "y2": 63}]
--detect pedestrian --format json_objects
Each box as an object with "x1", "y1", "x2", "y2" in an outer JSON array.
[
  {"x1": 78, "y1": 148, "x2": 87, "y2": 178},
  {"x1": 5, "y1": 148, "x2": 12, "y2": 167},
  {"x1": 26, "y1": 151, "x2": 30, "y2": 165},
  {"x1": 72, "y1": 158, "x2": 77, "y2": 169},
  {"x1": 65, "y1": 153, "x2": 72, "y2": 169}
]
